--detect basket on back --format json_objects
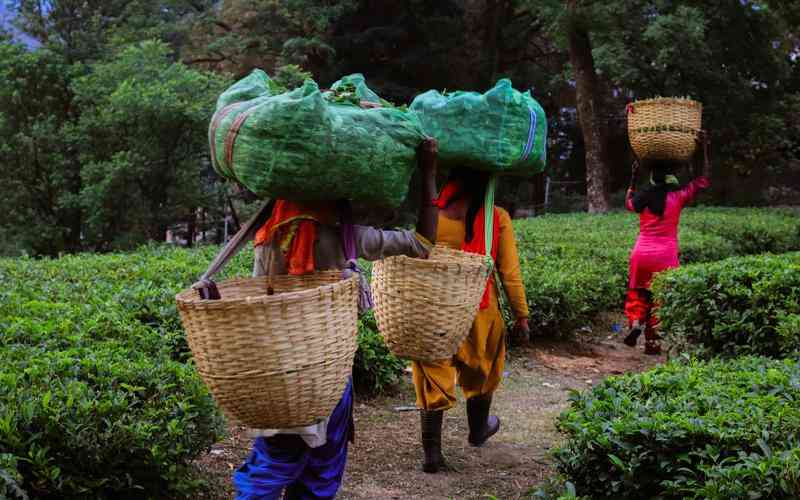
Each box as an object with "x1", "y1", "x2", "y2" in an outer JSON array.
[
  {"x1": 371, "y1": 246, "x2": 493, "y2": 362},
  {"x1": 627, "y1": 98, "x2": 702, "y2": 161},
  {"x1": 176, "y1": 271, "x2": 358, "y2": 429}
]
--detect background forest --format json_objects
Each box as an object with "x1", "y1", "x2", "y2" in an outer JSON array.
[{"x1": 1, "y1": 0, "x2": 798, "y2": 256}]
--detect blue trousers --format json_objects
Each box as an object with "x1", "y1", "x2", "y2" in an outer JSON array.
[{"x1": 233, "y1": 382, "x2": 354, "y2": 500}]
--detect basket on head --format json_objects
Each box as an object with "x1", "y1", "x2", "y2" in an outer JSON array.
[
  {"x1": 627, "y1": 98, "x2": 702, "y2": 162},
  {"x1": 370, "y1": 246, "x2": 493, "y2": 363},
  {"x1": 176, "y1": 271, "x2": 358, "y2": 429}
]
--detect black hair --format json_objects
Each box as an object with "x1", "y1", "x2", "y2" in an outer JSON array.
[
  {"x1": 443, "y1": 168, "x2": 488, "y2": 242},
  {"x1": 632, "y1": 159, "x2": 682, "y2": 217}
]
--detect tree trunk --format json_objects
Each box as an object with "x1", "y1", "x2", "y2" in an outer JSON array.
[{"x1": 566, "y1": 2, "x2": 611, "y2": 213}]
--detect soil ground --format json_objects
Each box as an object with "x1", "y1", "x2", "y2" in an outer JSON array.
[{"x1": 193, "y1": 313, "x2": 663, "y2": 499}]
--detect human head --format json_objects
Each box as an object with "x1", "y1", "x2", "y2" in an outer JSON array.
[
  {"x1": 441, "y1": 168, "x2": 490, "y2": 242},
  {"x1": 443, "y1": 168, "x2": 489, "y2": 207},
  {"x1": 645, "y1": 159, "x2": 681, "y2": 185}
]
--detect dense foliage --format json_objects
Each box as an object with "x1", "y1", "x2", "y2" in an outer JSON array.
[
  {"x1": 1, "y1": 0, "x2": 798, "y2": 255},
  {"x1": 553, "y1": 356, "x2": 800, "y2": 500},
  {"x1": 1, "y1": 207, "x2": 798, "y2": 496},
  {"x1": 353, "y1": 312, "x2": 407, "y2": 395},
  {"x1": 0, "y1": 39, "x2": 229, "y2": 255},
  {"x1": 0, "y1": 247, "x2": 234, "y2": 498},
  {"x1": 653, "y1": 252, "x2": 800, "y2": 358},
  {"x1": 0, "y1": 243, "x2": 406, "y2": 497},
  {"x1": 514, "y1": 208, "x2": 800, "y2": 336}
]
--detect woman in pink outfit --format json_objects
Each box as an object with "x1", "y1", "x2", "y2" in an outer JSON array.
[{"x1": 624, "y1": 132, "x2": 711, "y2": 355}]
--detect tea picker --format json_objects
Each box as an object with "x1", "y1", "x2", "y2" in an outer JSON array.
[
  {"x1": 177, "y1": 70, "x2": 442, "y2": 499},
  {"x1": 623, "y1": 98, "x2": 712, "y2": 355}
]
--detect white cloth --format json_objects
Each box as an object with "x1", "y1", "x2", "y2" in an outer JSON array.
[{"x1": 248, "y1": 419, "x2": 329, "y2": 448}]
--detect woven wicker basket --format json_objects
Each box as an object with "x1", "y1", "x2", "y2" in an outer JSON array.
[
  {"x1": 371, "y1": 246, "x2": 493, "y2": 362},
  {"x1": 627, "y1": 98, "x2": 702, "y2": 161},
  {"x1": 176, "y1": 272, "x2": 358, "y2": 429}
]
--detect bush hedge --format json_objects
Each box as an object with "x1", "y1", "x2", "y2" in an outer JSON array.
[
  {"x1": 0, "y1": 247, "x2": 233, "y2": 498},
  {"x1": 513, "y1": 208, "x2": 800, "y2": 336},
  {"x1": 0, "y1": 244, "x2": 404, "y2": 498},
  {"x1": 653, "y1": 252, "x2": 800, "y2": 358},
  {"x1": 553, "y1": 356, "x2": 800, "y2": 500},
  {"x1": 2, "y1": 208, "x2": 797, "y2": 497}
]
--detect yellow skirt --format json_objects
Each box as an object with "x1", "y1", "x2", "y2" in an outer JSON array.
[{"x1": 411, "y1": 286, "x2": 506, "y2": 411}]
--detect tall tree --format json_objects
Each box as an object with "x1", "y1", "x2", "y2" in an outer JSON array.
[
  {"x1": 564, "y1": 0, "x2": 610, "y2": 212},
  {"x1": 72, "y1": 40, "x2": 228, "y2": 249},
  {"x1": 0, "y1": 42, "x2": 80, "y2": 255}
]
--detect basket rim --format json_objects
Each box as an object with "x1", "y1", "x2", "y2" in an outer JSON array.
[
  {"x1": 197, "y1": 350, "x2": 356, "y2": 380},
  {"x1": 629, "y1": 127, "x2": 699, "y2": 135},
  {"x1": 630, "y1": 97, "x2": 702, "y2": 109},
  {"x1": 175, "y1": 273, "x2": 357, "y2": 307},
  {"x1": 375, "y1": 252, "x2": 493, "y2": 272},
  {"x1": 372, "y1": 290, "x2": 483, "y2": 307}
]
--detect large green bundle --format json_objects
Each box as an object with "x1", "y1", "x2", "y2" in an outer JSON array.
[
  {"x1": 209, "y1": 70, "x2": 425, "y2": 207},
  {"x1": 410, "y1": 79, "x2": 547, "y2": 175}
]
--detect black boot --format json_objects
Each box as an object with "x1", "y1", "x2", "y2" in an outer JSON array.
[
  {"x1": 466, "y1": 395, "x2": 500, "y2": 446},
  {"x1": 420, "y1": 410, "x2": 446, "y2": 473},
  {"x1": 624, "y1": 321, "x2": 643, "y2": 347}
]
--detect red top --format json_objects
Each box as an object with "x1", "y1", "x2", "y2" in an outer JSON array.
[{"x1": 626, "y1": 176, "x2": 710, "y2": 289}]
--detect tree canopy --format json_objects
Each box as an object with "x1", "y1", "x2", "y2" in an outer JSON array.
[{"x1": 0, "y1": 0, "x2": 797, "y2": 255}]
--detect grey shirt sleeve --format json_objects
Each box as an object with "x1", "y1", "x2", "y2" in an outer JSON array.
[{"x1": 353, "y1": 225, "x2": 432, "y2": 262}]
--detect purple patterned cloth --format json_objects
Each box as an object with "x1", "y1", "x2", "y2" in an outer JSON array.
[{"x1": 340, "y1": 221, "x2": 374, "y2": 314}]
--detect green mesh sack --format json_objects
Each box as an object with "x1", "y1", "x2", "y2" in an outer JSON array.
[
  {"x1": 410, "y1": 79, "x2": 547, "y2": 175},
  {"x1": 209, "y1": 70, "x2": 425, "y2": 207},
  {"x1": 330, "y1": 73, "x2": 381, "y2": 104}
]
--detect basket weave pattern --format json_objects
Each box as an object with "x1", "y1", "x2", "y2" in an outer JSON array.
[
  {"x1": 176, "y1": 272, "x2": 358, "y2": 429},
  {"x1": 371, "y1": 246, "x2": 493, "y2": 362},
  {"x1": 627, "y1": 98, "x2": 702, "y2": 161}
]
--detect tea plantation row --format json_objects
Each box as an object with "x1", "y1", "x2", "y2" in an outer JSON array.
[
  {"x1": 544, "y1": 216, "x2": 800, "y2": 499},
  {"x1": 1, "y1": 208, "x2": 798, "y2": 498},
  {"x1": 515, "y1": 207, "x2": 800, "y2": 335}
]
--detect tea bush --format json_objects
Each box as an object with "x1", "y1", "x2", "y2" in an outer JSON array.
[
  {"x1": 0, "y1": 245, "x2": 403, "y2": 497},
  {"x1": 653, "y1": 252, "x2": 800, "y2": 358},
  {"x1": 2, "y1": 208, "x2": 798, "y2": 497},
  {"x1": 353, "y1": 312, "x2": 406, "y2": 395},
  {"x1": 553, "y1": 356, "x2": 800, "y2": 500},
  {"x1": 0, "y1": 247, "x2": 235, "y2": 498},
  {"x1": 512, "y1": 208, "x2": 800, "y2": 336}
]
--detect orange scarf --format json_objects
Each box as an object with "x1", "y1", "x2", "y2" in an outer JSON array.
[
  {"x1": 254, "y1": 200, "x2": 334, "y2": 275},
  {"x1": 434, "y1": 181, "x2": 500, "y2": 309}
]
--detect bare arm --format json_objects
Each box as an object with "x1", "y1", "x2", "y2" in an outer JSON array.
[
  {"x1": 694, "y1": 130, "x2": 711, "y2": 178},
  {"x1": 415, "y1": 138, "x2": 439, "y2": 244},
  {"x1": 629, "y1": 157, "x2": 641, "y2": 190},
  {"x1": 625, "y1": 158, "x2": 640, "y2": 212}
]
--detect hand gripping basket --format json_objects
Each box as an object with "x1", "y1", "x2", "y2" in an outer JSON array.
[
  {"x1": 176, "y1": 271, "x2": 358, "y2": 429},
  {"x1": 370, "y1": 246, "x2": 493, "y2": 362},
  {"x1": 627, "y1": 98, "x2": 702, "y2": 161}
]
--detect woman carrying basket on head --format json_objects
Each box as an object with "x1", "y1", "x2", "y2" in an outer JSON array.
[
  {"x1": 411, "y1": 168, "x2": 530, "y2": 473},
  {"x1": 233, "y1": 138, "x2": 440, "y2": 500},
  {"x1": 623, "y1": 131, "x2": 711, "y2": 355}
]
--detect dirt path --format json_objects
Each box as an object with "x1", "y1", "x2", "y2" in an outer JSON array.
[{"x1": 194, "y1": 314, "x2": 663, "y2": 499}]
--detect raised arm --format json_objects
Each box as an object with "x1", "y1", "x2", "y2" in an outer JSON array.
[
  {"x1": 353, "y1": 138, "x2": 439, "y2": 262},
  {"x1": 695, "y1": 130, "x2": 712, "y2": 179},
  {"x1": 415, "y1": 138, "x2": 439, "y2": 244},
  {"x1": 679, "y1": 131, "x2": 712, "y2": 206},
  {"x1": 625, "y1": 158, "x2": 640, "y2": 212}
]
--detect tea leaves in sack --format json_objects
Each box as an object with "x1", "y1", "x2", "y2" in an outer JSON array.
[
  {"x1": 410, "y1": 79, "x2": 547, "y2": 175},
  {"x1": 210, "y1": 70, "x2": 425, "y2": 207}
]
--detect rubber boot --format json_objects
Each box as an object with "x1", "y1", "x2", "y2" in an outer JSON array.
[
  {"x1": 624, "y1": 320, "x2": 643, "y2": 347},
  {"x1": 420, "y1": 410, "x2": 446, "y2": 473},
  {"x1": 466, "y1": 395, "x2": 500, "y2": 447}
]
